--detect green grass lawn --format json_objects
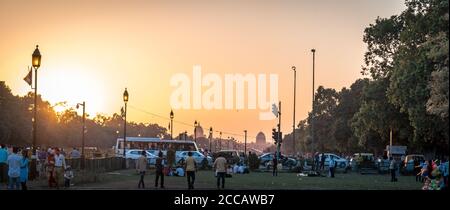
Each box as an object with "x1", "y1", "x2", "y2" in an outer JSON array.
[{"x1": 31, "y1": 169, "x2": 422, "y2": 190}]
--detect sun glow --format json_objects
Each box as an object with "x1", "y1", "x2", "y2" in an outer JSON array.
[{"x1": 40, "y1": 65, "x2": 107, "y2": 117}]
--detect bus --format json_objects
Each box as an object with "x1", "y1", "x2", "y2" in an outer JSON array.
[{"x1": 115, "y1": 137, "x2": 199, "y2": 156}]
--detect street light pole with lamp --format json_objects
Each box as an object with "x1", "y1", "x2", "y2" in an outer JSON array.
[
  {"x1": 292, "y1": 66, "x2": 297, "y2": 156},
  {"x1": 31, "y1": 45, "x2": 41, "y2": 151},
  {"x1": 219, "y1": 132, "x2": 222, "y2": 151},
  {"x1": 209, "y1": 127, "x2": 213, "y2": 153},
  {"x1": 29, "y1": 45, "x2": 41, "y2": 180},
  {"x1": 170, "y1": 110, "x2": 174, "y2": 139},
  {"x1": 76, "y1": 101, "x2": 86, "y2": 169},
  {"x1": 194, "y1": 120, "x2": 198, "y2": 143},
  {"x1": 244, "y1": 130, "x2": 247, "y2": 156},
  {"x1": 122, "y1": 88, "x2": 129, "y2": 168},
  {"x1": 311, "y1": 49, "x2": 316, "y2": 154}
]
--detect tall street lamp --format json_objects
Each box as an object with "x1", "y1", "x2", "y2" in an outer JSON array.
[
  {"x1": 311, "y1": 49, "x2": 316, "y2": 154},
  {"x1": 170, "y1": 110, "x2": 174, "y2": 139},
  {"x1": 76, "y1": 101, "x2": 86, "y2": 169},
  {"x1": 244, "y1": 130, "x2": 247, "y2": 157},
  {"x1": 194, "y1": 120, "x2": 198, "y2": 143},
  {"x1": 292, "y1": 66, "x2": 297, "y2": 156},
  {"x1": 31, "y1": 45, "x2": 41, "y2": 150},
  {"x1": 122, "y1": 88, "x2": 129, "y2": 167},
  {"x1": 31, "y1": 45, "x2": 41, "y2": 179},
  {"x1": 209, "y1": 127, "x2": 213, "y2": 153},
  {"x1": 219, "y1": 132, "x2": 222, "y2": 151}
]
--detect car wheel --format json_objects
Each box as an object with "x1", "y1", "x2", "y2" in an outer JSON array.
[{"x1": 339, "y1": 162, "x2": 346, "y2": 168}]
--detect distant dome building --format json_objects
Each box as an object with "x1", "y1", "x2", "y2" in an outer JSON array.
[
  {"x1": 256, "y1": 132, "x2": 266, "y2": 145},
  {"x1": 194, "y1": 124, "x2": 204, "y2": 138}
]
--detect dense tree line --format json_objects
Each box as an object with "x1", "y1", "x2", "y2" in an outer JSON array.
[
  {"x1": 0, "y1": 81, "x2": 168, "y2": 148},
  {"x1": 283, "y1": 0, "x2": 449, "y2": 157}
]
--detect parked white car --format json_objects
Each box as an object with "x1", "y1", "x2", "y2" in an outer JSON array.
[
  {"x1": 319, "y1": 153, "x2": 349, "y2": 169},
  {"x1": 125, "y1": 149, "x2": 157, "y2": 165},
  {"x1": 176, "y1": 151, "x2": 212, "y2": 166}
]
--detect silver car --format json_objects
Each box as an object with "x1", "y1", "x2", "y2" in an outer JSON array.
[
  {"x1": 125, "y1": 149, "x2": 157, "y2": 165},
  {"x1": 176, "y1": 151, "x2": 213, "y2": 166}
]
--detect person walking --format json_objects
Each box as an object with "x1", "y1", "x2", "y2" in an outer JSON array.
[
  {"x1": 20, "y1": 149, "x2": 29, "y2": 190},
  {"x1": 37, "y1": 148, "x2": 47, "y2": 179},
  {"x1": 213, "y1": 153, "x2": 227, "y2": 189},
  {"x1": 155, "y1": 151, "x2": 165, "y2": 189},
  {"x1": 6, "y1": 147, "x2": 21, "y2": 190},
  {"x1": 46, "y1": 151, "x2": 56, "y2": 188},
  {"x1": 136, "y1": 150, "x2": 148, "y2": 189},
  {"x1": 0, "y1": 144, "x2": 8, "y2": 188},
  {"x1": 441, "y1": 158, "x2": 448, "y2": 189},
  {"x1": 320, "y1": 153, "x2": 326, "y2": 171},
  {"x1": 167, "y1": 145, "x2": 176, "y2": 171},
  {"x1": 272, "y1": 153, "x2": 278, "y2": 176},
  {"x1": 389, "y1": 156, "x2": 397, "y2": 182},
  {"x1": 185, "y1": 151, "x2": 197, "y2": 189},
  {"x1": 329, "y1": 155, "x2": 336, "y2": 178},
  {"x1": 54, "y1": 148, "x2": 66, "y2": 189},
  {"x1": 315, "y1": 152, "x2": 320, "y2": 171}
]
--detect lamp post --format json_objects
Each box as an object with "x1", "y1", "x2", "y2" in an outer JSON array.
[
  {"x1": 292, "y1": 66, "x2": 297, "y2": 156},
  {"x1": 219, "y1": 132, "x2": 222, "y2": 151},
  {"x1": 122, "y1": 88, "x2": 129, "y2": 168},
  {"x1": 76, "y1": 101, "x2": 86, "y2": 169},
  {"x1": 170, "y1": 110, "x2": 174, "y2": 139},
  {"x1": 194, "y1": 120, "x2": 198, "y2": 143},
  {"x1": 244, "y1": 130, "x2": 247, "y2": 156},
  {"x1": 31, "y1": 45, "x2": 41, "y2": 151},
  {"x1": 311, "y1": 49, "x2": 316, "y2": 154},
  {"x1": 31, "y1": 45, "x2": 41, "y2": 179},
  {"x1": 209, "y1": 127, "x2": 213, "y2": 152}
]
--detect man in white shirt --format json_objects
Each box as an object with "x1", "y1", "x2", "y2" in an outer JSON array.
[
  {"x1": 70, "y1": 148, "x2": 81, "y2": 159},
  {"x1": 54, "y1": 148, "x2": 66, "y2": 189},
  {"x1": 7, "y1": 147, "x2": 21, "y2": 190},
  {"x1": 329, "y1": 156, "x2": 336, "y2": 178}
]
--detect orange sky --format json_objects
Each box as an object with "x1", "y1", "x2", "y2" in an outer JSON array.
[{"x1": 0, "y1": 0, "x2": 405, "y2": 142}]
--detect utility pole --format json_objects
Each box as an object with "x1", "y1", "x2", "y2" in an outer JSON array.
[
  {"x1": 244, "y1": 130, "x2": 247, "y2": 156},
  {"x1": 292, "y1": 66, "x2": 297, "y2": 156},
  {"x1": 311, "y1": 49, "x2": 316, "y2": 154},
  {"x1": 277, "y1": 101, "x2": 282, "y2": 161}
]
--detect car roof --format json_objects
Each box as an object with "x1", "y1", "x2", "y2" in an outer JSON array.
[
  {"x1": 406, "y1": 154, "x2": 424, "y2": 157},
  {"x1": 353, "y1": 153, "x2": 374, "y2": 156}
]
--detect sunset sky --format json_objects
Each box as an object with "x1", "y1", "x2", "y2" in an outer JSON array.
[{"x1": 0, "y1": 0, "x2": 405, "y2": 142}]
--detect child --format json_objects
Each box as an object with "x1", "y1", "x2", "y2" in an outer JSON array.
[
  {"x1": 226, "y1": 165, "x2": 233, "y2": 177},
  {"x1": 64, "y1": 166, "x2": 74, "y2": 188}
]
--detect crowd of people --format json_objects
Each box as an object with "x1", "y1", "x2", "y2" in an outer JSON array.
[
  {"x1": 414, "y1": 158, "x2": 448, "y2": 190},
  {"x1": 134, "y1": 151, "x2": 238, "y2": 190},
  {"x1": 0, "y1": 145, "x2": 29, "y2": 190},
  {"x1": 0, "y1": 144, "x2": 76, "y2": 190}
]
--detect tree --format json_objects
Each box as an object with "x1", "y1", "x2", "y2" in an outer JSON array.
[
  {"x1": 332, "y1": 79, "x2": 368, "y2": 154},
  {"x1": 425, "y1": 32, "x2": 449, "y2": 119},
  {"x1": 361, "y1": 0, "x2": 449, "y2": 155},
  {"x1": 351, "y1": 79, "x2": 413, "y2": 154},
  {"x1": 309, "y1": 86, "x2": 339, "y2": 152}
]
